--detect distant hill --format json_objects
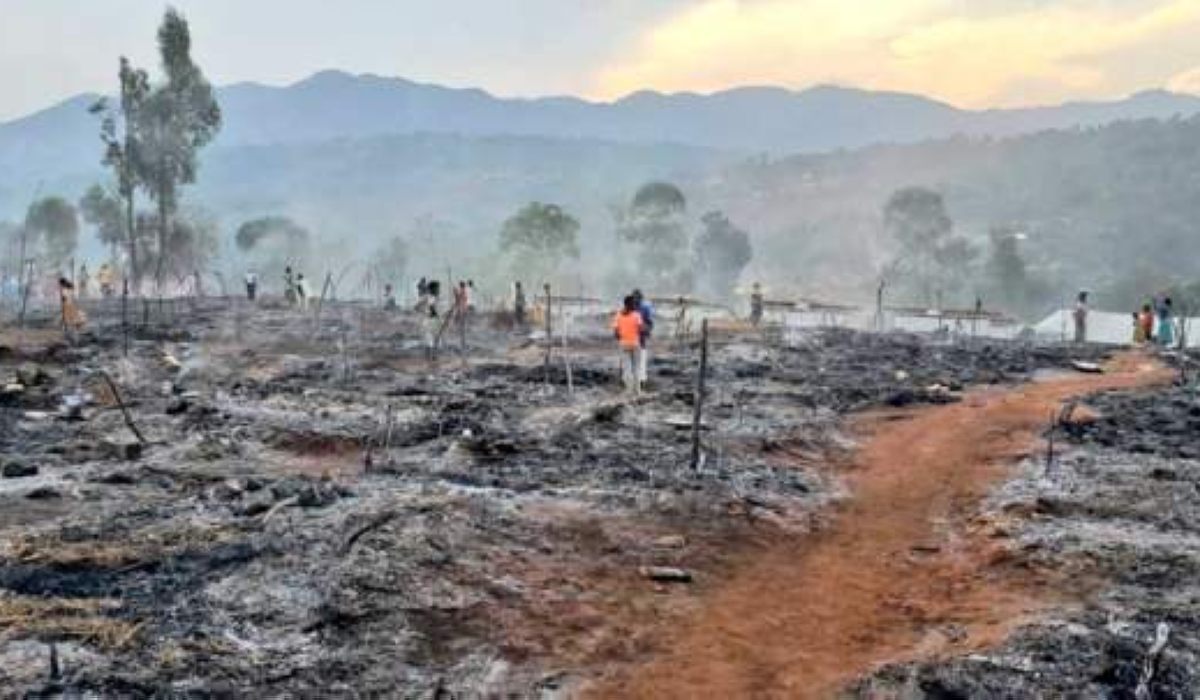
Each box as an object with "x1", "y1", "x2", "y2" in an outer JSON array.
[
  {"x1": 694, "y1": 115, "x2": 1200, "y2": 310},
  {"x1": 3, "y1": 73, "x2": 1200, "y2": 310},
  {"x1": 3, "y1": 70, "x2": 1200, "y2": 203}
]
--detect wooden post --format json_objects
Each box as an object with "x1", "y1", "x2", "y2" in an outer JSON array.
[
  {"x1": 690, "y1": 319, "x2": 709, "y2": 470},
  {"x1": 561, "y1": 312, "x2": 574, "y2": 395},
  {"x1": 543, "y1": 283, "x2": 553, "y2": 380},
  {"x1": 121, "y1": 280, "x2": 129, "y2": 357},
  {"x1": 875, "y1": 280, "x2": 886, "y2": 332},
  {"x1": 544, "y1": 283, "x2": 553, "y2": 344},
  {"x1": 309, "y1": 272, "x2": 334, "y2": 339},
  {"x1": 98, "y1": 371, "x2": 147, "y2": 445},
  {"x1": 17, "y1": 259, "x2": 33, "y2": 331},
  {"x1": 58, "y1": 284, "x2": 67, "y2": 338},
  {"x1": 458, "y1": 294, "x2": 468, "y2": 368}
]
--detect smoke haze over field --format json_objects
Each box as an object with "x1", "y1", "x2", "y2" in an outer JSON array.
[{"x1": 3, "y1": 4, "x2": 1200, "y2": 315}]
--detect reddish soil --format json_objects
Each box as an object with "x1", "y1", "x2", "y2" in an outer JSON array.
[{"x1": 585, "y1": 352, "x2": 1170, "y2": 699}]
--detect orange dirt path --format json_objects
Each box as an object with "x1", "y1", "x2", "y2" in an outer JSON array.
[{"x1": 586, "y1": 353, "x2": 1170, "y2": 699}]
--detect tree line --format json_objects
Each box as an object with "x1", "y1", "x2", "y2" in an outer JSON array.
[{"x1": 0, "y1": 8, "x2": 221, "y2": 297}]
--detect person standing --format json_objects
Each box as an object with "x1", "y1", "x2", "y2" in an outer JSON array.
[
  {"x1": 632, "y1": 289, "x2": 654, "y2": 390},
  {"x1": 58, "y1": 277, "x2": 86, "y2": 336},
  {"x1": 245, "y1": 269, "x2": 258, "y2": 301},
  {"x1": 613, "y1": 295, "x2": 644, "y2": 395},
  {"x1": 427, "y1": 279, "x2": 441, "y2": 317},
  {"x1": 383, "y1": 283, "x2": 397, "y2": 310},
  {"x1": 750, "y1": 282, "x2": 764, "y2": 325},
  {"x1": 1073, "y1": 291, "x2": 1089, "y2": 344},
  {"x1": 422, "y1": 304, "x2": 439, "y2": 360},
  {"x1": 1157, "y1": 297, "x2": 1175, "y2": 348},
  {"x1": 416, "y1": 277, "x2": 428, "y2": 311},
  {"x1": 97, "y1": 263, "x2": 115, "y2": 298},
  {"x1": 284, "y1": 267, "x2": 297, "y2": 306},
  {"x1": 77, "y1": 265, "x2": 90, "y2": 300},
  {"x1": 513, "y1": 281, "x2": 527, "y2": 328},
  {"x1": 296, "y1": 273, "x2": 309, "y2": 311},
  {"x1": 1139, "y1": 303, "x2": 1156, "y2": 344}
]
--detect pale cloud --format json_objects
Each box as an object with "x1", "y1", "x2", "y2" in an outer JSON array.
[
  {"x1": 594, "y1": 0, "x2": 1200, "y2": 107},
  {"x1": 1168, "y1": 65, "x2": 1200, "y2": 93}
]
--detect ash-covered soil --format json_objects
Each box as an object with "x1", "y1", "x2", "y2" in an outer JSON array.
[
  {"x1": 0, "y1": 302, "x2": 1114, "y2": 696},
  {"x1": 856, "y1": 360, "x2": 1200, "y2": 700}
]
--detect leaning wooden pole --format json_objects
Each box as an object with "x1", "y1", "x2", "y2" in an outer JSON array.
[
  {"x1": 690, "y1": 318, "x2": 709, "y2": 470},
  {"x1": 98, "y1": 370, "x2": 147, "y2": 445}
]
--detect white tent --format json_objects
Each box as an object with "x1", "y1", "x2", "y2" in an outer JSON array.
[{"x1": 1033, "y1": 309, "x2": 1199, "y2": 347}]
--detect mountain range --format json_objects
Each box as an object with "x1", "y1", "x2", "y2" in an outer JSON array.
[{"x1": 3, "y1": 69, "x2": 1200, "y2": 189}]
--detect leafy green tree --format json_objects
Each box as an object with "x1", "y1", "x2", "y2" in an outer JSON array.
[
  {"x1": 695, "y1": 211, "x2": 753, "y2": 301},
  {"x1": 79, "y1": 185, "x2": 125, "y2": 263},
  {"x1": 90, "y1": 57, "x2": 151, "y2": 287},
  {"x1": 500, "y1": 202, "x2": 580, "y2": 284},
  {"x1": 25, "y1": 197, "x2": 80, "y2": 271},
  {"x1": 932, "y1": 235, "x2": 980, "y2": 301},
  {"x1": 984, "y1": 226, "x2": 1028, "y2": 308},
  {"x1": 139, "y1": 209, "x2": 219, "y2": 282},
  {"x1": 631, "y1": 182, "x2": 686, "y2": 219},
  {"x1": 137, "y1": 8, "x2": 222, "y2": 289},
  {"x1": 0, "y1": 221, "x2": 21, "y2": 279},
  {"x1": 617, "y1": 181, "x2": 691, "y2": 291},
  {"x1": 883, "y1": 187, "x2": 976, "y2": 305}
]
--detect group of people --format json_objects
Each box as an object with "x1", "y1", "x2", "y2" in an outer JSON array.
[
  {"x1": 415, "y1": 277, "x2": 443, "y2": 317},
  {"x1": 1133, "y1": 297, "x2": 1177, "y2": 347},
  {"x1": 414, "y1": 278, "x2": 477, "y2": 317},
  {"x1": 1073, "y1": 290, "x2": 1183, "y2": 348},
  {"x1": 59, "y1": 264, "x2": 120, "y2": 301},
  {"x1": 281, "y1": 267, "x2": 312, "y2": 310},
  {"x1": 612, "y1": 289, "x2": 655, "y2": 395},
  {"x1": 3, "y1": 263, "x2": 122, "y2": 308}
]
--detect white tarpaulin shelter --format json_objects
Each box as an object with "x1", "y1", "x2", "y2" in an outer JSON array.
[{"x1": 1033, "y1": 309, "x2": 1199, "y2": 347}]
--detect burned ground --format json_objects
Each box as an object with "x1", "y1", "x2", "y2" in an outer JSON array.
[
  {"x1": 0, "y1": 302, "x2": 1149, "y2": 697},
  {"x1": 856, "y1": 359, "x2": 1200, "y2": 700}
]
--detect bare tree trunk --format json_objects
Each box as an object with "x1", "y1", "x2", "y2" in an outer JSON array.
[
  {"x1": 125, "y1": 190, "x2": 140, "y2": 294},
  {"x1": 155, "y1": 189, "x2": 169, "y2": 294}
]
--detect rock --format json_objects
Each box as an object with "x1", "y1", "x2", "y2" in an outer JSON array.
[
  {"x1": 101, "y1": 439, "x2": 144, "y2": 461},
  {"x1": 639, "y1": 566, "x2": 693, "y2": 583},
  {"x1": 92, "y1": 471, "x2": 136, "y2": 485},
  {"x1": 25, "y1": 487, "x2": 61, "y2": 500},
  {"x1": 297, "y1": 484, "x2": 336, "y2": 508},
  {"x1": 652, "y1": 535, "x2": 688, "y2": 550},
  {"x1": 591, "y1": 403, "x2": 624, "y2": 423},
  {"x1": 2, "y1": 462, "x2": 38, "y2": 479},
  {"x1": 239, "y1": 497, "x2": 273, "y2": 517},
  {"x1": 886, "y1": 389, "x2": 918, "y2": 407},
  {"x1": 15, "y1": 365, "x2": 51, "y2": 387}
]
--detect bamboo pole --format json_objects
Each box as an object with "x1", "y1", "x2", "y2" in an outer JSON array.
[{"x1": 690, "y1": 319, "x2": 709, "y2": 470}]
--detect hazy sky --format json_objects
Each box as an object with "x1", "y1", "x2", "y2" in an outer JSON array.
[{"x1": 4, "y1": 0, "x2": 1200, "y2": 121}]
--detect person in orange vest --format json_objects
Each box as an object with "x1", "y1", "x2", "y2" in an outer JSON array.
[
  {"x1": 613, "y1": 294, "x2": 644, "y2": 395},
  {"x1": 1139, "y1": 303, "x2": 1155, "y2": 344}
]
